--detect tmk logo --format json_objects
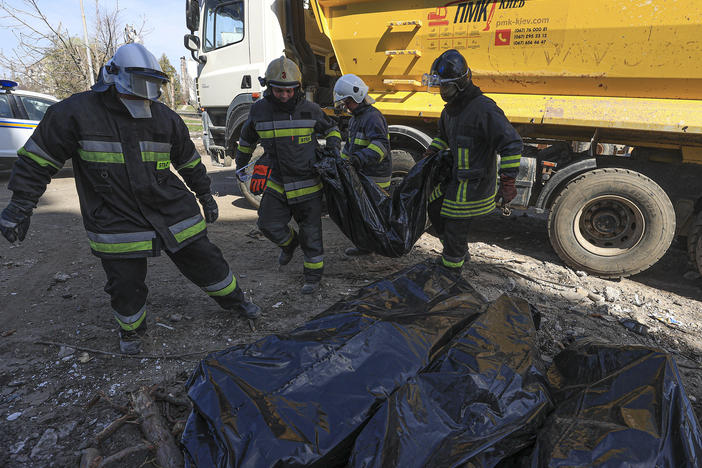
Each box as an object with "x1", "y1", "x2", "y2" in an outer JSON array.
[{"x1": 427, "y1": 1, "x2": 526, "y2": 31}]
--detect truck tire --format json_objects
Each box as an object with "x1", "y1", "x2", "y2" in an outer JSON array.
[
  {"x1": 389, "y1": 149, "x2": 415, "y2": 193},
  {"x1": 547, "y1": 168, "x2": 675, "y2": 278},
  {"x1": 687, "y1": 212, "x2": 702, "y2": 275},
  {"x1": 237, "y1": 153, "x2": 262, "y2": 209}
]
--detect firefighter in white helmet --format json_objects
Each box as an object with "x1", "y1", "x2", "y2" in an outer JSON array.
[
  {"x1": 0, "y1": 43, "x2": 261, "y2": 354},
  {"x1": 333, "y1": 73, "x2": 391, "y2": 256},
  {"x1": 235, "y1": 57, "x2": 341, "y2": 294}
]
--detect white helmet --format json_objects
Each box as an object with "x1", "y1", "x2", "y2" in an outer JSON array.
[
  {"x1": 100, "y1": 43, "x2": 169, "y2": 100},
  {"x1": 333, "y1": 74, "x2": 374, "y2": 104}
]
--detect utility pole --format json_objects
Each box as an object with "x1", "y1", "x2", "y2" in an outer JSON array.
[
  {"x1": 180, "y1": 57, "x2": 189, "y2": 104},
  {"x1": 79, "y1": 0, "x2": 95, "y2": 86}
]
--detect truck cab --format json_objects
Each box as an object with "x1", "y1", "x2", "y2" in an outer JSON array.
[
  {"x1": 184, "y1": 1, "x2": 285, "y2": 167},
  {"x1": 184, "y1": 1, "x2": 426, "y2": 204}
]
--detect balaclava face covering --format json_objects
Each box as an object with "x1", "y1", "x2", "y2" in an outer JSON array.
[{"x1": 265, "y1": 87, "x2": 303, "y2": 113}]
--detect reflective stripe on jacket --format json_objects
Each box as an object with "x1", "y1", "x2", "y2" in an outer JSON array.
[
  {"x1": 8, "y1": 88, "x2": 210, "y2": 258},
  {"x1": 341, "y1": 103, "x2": 391, "y2": 188},
  {"x1": 433, "y1": 91, "x2": 523, "y2": 219},
  {"x1": 235, "y1": 95, "x2": 341, "y2": 204}
]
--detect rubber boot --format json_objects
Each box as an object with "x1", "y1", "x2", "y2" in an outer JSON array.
[
  {"x1": 235, "y1": 299, "x2": 262, "y2": 319},
  {"x1": 278, "y1": 236, "x2": 299, "y2": 266},
  {"x1": 118, "y1": 321, "x2": 148, "y2": 355},
  {"x1": 301, "y1": 281, "x2": 320, "y2": 295}
]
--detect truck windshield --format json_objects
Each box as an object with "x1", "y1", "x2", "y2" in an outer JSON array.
[{"x1": 203, "y1": 0, "x2": 244, "y2": 52}]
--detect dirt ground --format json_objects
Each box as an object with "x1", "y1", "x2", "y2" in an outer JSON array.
[{"x1": 2, "y1": 137, "x2": 702, "y2": 467}]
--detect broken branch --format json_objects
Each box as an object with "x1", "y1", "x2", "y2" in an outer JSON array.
[
  {"x1": 35, "y1": 340, "x2": 206, "y2": 361},
  {"x1": 151, "y1": 389, "x2": 191, "y2": 408},
  {"x1": 131, "y1": 387, "x2": 184, "y2": 468},
  {"x1": 95, "y1": 413, "x2": 135, "y2": 445},
  {"x1": 98, "y1": 443, "x2": 153, "y2": 467}
]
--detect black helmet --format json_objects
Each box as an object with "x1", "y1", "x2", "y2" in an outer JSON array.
[{"x1": 422, "y1": 49, "x2": 472, "y2": 102}]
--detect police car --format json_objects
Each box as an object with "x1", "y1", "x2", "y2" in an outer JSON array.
[{"x1": 0, "y1": 80, "x2": 59, "y2": 171}]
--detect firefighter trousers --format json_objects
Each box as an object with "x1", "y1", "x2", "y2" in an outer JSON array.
[
  {"x1": 257, "y1": 193, "x2": 324, "y2": 282},
  {"x1": 101, "y1": 236, "x2": 245, "y2": 331},
  {"x1": 428, "y1": 197, "x2": 473, "y2": 271}
]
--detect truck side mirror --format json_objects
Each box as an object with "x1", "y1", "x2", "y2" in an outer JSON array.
[
  {"x1": 185, "y1": 0, "x2": 200, "y2": 32},
  {"x1": 184, "y1": 34, "x2": 200, "y2": 52},
  {"x1": 184, "y1": 34, "x2": 206, "y2": 64}
]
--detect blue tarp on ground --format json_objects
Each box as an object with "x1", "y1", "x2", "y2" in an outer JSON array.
[
  {"x1": 524, "y1": 340, "x2": 702, "y2": 467},
  {"x1": 181, "y1": 261, "x2": 702, "y2": 468},
  {"x1": 181, "y1": 262, "x2": 486, "y2": 467},
  {"x1": 348, "y1": 294, "x2": 552, "y2": 467}
]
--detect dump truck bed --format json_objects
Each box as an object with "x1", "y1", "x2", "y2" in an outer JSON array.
[{"x1": 311, "y1": 0, "x2": 702, "y2": 148}]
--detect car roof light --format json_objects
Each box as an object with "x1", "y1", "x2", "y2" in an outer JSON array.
[{"x1": 0, "y1": 79, "x2": 18, "y2": 90}]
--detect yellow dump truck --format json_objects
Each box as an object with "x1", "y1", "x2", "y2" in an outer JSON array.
[{"x1": 184, "y1": 0, "x2": 702, "y2": 278}]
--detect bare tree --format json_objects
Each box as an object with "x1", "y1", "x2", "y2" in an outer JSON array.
[
  {"x1": 158, "y1": 54, "x2": 180, "y2": 109},
  {"x1": 0, "y1": 0, "x2": 145, "y2": 98}
]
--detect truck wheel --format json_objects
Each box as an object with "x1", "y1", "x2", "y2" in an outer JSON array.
[
  {"x1": 548, "y1": 168, "x2": 675, "y2": 278},
  {"x1": 237, "y1": 154, "x2": 262, "y2": 209},
  {"x1": 687, "y1": 212, "x2": 702, "y2": 275},
  {"x1": 389, "y1": 149, "x2": 415, "y2": 193}
]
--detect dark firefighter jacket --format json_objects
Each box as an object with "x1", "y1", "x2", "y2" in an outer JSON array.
[
  {"x1": 235, "y1": 94, "x2": 341, "y2": 204},
  {"x1": 427, "y1": 86, "x2": 523, "y2": 218},
  {"x1": 8, "y1": 88, "x2": 210, "y2": 258},
  {"x1": 341, "y1": 103, "x2": 392, "y2": 188}
]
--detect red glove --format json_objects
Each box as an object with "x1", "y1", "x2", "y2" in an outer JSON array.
[
  {"x1": 498, "y1": 174, "x2": 517, "y2": 205},
  {"x1": 249, "y1": 163, "x2": 271, "y2": 195}
]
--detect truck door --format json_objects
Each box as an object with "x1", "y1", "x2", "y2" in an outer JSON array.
[{"x1": 197, "y1": 0, "x2": 255, "y2": 109}]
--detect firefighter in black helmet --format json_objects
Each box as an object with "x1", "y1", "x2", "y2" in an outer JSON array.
[
  {"x1": 422, "y1": 49, "x2": 523, "y2": 274},
  {"x1": 235, "y1": 57, "x2": 341, "y2": 294}
]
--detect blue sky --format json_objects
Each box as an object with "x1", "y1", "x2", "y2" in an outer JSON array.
[{"x1": 0, "y1": 0, "x2": 190, "y2": 75}]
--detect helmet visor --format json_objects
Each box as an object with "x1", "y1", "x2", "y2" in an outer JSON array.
[
  {"x1": 126, "y1": 67, "x2": 169, "y2": 82},
  {"x1": 129, "y1": 73, "x2": 165, "y2": 100},
  {"x1": 422, "y1": 72, "x2": 469, "y2": 94}
]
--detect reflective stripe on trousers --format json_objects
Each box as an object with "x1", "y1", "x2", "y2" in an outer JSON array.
[
  {"x1": 303, "y1": 255, "x2": 324, "y2": 270},
  {"x1": 202, "y1": 270, "x2": 238, "y2": 297},
  {"x1": 441, "y1": 254, "x2": 465, "y2": 269},
  {"x1": 114, "y1": 305, "x2": 147, "y2": 331}
]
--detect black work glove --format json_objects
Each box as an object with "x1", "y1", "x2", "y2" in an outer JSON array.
[
  {"x1": 347, "y1": 153, "x2": 363, "y2": 170},
  {"x1": 327, "y1": 145, "x2": 341, "y2": 160},
  {"x1": 0, "y1": 199, "x2": 34, "y2": 243},
  {"x1": 198, "y1": 194, "x2": 219, "y2": 223},
  {"x1": 497, "y1": 174, "x2": 517, "y2": 205},
  {"x1": 429, "y1": 149, "x2": 452, "y2": 187}
]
